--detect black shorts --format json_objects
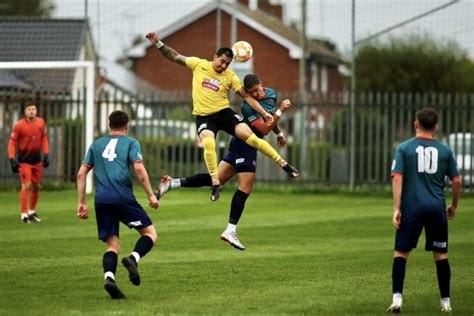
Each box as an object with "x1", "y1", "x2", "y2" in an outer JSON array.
[
  {"x1": 395, "y1": 207, "x2": 448, "y2": 253},
  {"x1": 95, "y1": 198, "x2": 153, "y2": 241},
  {"x1": 196, "y1": 108, "x2": 244, "y2": 137},
  {"x1": 222, "y1": 137, "x2": 257, "y2": 173}
]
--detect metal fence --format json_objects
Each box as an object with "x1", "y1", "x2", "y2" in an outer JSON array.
[{"x1": 1, "y1": 88, "x2": 473, "y2": 190}]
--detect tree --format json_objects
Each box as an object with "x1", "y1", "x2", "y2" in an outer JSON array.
[
  {"x1": 0, "y1": 0, "x2": 54, "y2": 17},
  {"x1": 355, "y1": 34, "x2": 474, "y2": 93}
]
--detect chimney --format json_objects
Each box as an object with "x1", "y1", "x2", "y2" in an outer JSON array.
[
  {"x1": 237, "y1": 0, "x2": 283, "y2": 21},
  {"x1": 249, "y1": 0, "x2": 258, "y2": 11}
]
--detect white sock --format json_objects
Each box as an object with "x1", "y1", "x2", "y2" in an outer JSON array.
[
  {"x1": 441, "y1": 297, "x2": 450, "y2": 304},
  {"x1": 393, "y1": 293, "x2": 402, "y2": 303},
  {"x1": 104, "y1": 271, "x2": 115, "y2": 281},
  {"x1": 171, "y1": 178, "x2": 181, "y2": 188},
  {"x1": 226, "y1": 223, "x2": 237, "y2": 233},
  {"x1": 131, "y1": 251, "x2": 140, "y2": 263},
  {"x1": 21, "y1": 213, "x2": 28, "y2": 219},
  {"x1": 28, "y1": 210, "x2": 36, "y2": 215}
]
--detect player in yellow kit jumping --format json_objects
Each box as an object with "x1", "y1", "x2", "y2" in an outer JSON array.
[{"x1": 145, "y1": 31, "x2": 299, "y2": 201}]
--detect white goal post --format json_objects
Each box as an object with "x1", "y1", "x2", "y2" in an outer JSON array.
[{"x1": 0, "y1": 61, "x2": 95, "y2": 193}]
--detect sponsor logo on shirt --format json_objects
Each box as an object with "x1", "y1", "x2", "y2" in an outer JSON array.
[{"x1": 202, "y1": 78, "x2": 220, "y2": 92}]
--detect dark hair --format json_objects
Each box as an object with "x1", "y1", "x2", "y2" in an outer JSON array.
[
  {"x1": 109, "y1": 110, "x2": 129, "y2": 130},
  {"x1": 22, "y1": 101, "x2": 37, "y2": 112},
  {"x1": 243, "y1": 74, "x2": 261, "y2": 89},
  {"x1": 216, "y1": 47, "x2": 234, "y2": 59},
  {"x1": 416, "y1": 107, "x2": 438, "y2": 130}
]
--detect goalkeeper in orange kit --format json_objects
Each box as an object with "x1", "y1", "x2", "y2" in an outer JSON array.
[{"x1": 8, "y1": 103, "x2": 49, "y2": 223}]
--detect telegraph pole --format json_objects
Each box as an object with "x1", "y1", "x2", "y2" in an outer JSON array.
[
  {"x1": 349, "y1": 0, "x2": 356, "y2": 191},
  {"x1": 299, "y1": 0, "x2": 308, "y2": 179}
]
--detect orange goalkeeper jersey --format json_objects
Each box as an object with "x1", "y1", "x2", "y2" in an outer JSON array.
[{"x1": 8, "y1": 117, "x2": 49, "y2": 164}]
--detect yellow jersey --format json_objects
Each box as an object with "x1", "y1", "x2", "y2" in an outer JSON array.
[{"x1": 185, "y1": 57, "x2": 243, "y2": 116}]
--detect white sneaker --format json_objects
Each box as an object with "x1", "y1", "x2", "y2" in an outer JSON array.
[
  {"x1": 21, "y1": 214, "x2": 30, "y2": 224},
  {"x1": 220, "y1": 230, "x2": 245, "y2": 251},
  {"x1": 440, "y1": 298, "x2": 452, "y2": 313},
  {"x1": 156, "y1": 175, "x2": 172, "y2": 200},
  {"x1": 28, "y1": 210, "x2": 42, "y2": 223},
  {"x1": 387, "y1": 294, "x2": 402, "y2": 313}
]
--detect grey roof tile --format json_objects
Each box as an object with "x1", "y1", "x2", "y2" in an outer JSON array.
[{"x1": 0, "y1": 17, "x2": 87, "y2": 91}]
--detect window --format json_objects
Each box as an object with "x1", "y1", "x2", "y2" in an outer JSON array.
[
  {"x1": 321, "y1": 64, "x2": 328, "y2": 93},
  {"x1": 311, "y1": 62, "x2": 318, "y2": 92}
]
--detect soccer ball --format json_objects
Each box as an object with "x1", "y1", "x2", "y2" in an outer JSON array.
[{"x1": 232, "y1": 41, "x2": 253, "y2": 62}]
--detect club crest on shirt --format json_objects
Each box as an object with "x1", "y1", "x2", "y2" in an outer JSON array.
[{"x1": 202, "y1": 78, "x2": 220, "y2": 92}]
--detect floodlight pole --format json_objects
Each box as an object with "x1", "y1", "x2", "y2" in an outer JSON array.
[
  {"x1": 0, "y1": 61, "x2": 95, "y2": 193},
  {"x1": 349, "y1": 0, "x2": 356, "y2": 191},
  {"x1": 299, "y1": 0, "x2": 308, "y2": 179},
  {"x1": 216, "y1": 0, "x2": 222, "y2": 50},
  {"x1": 231, "y1": 0, "x2": 237, "y2": 45}
]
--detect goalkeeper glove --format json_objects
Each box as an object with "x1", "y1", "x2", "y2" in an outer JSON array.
[
  {"x1": 10, "y1": 159, "x2": 19, "y2": 173},
  {"x1": 42, "y1": 155, "x2": 50, "y2": 168}
]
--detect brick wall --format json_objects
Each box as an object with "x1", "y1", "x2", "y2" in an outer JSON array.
[{"x1": 134, "y1": 10, "x2": 342, "y2": 94}]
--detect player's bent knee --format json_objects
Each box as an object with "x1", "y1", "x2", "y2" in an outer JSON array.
[
  {"x1": 22, "y1": 183, "x2": 32, "y2": 191},
  {"x1": 239, "y1": 185, "x2": 253, "y2": 195},
  {"x1": 235, "y1": 123, "x2": 252, "y2": 139},
  {"x1": 201, "y1": 137, "x2": 216, "y2": 151},
  {"x1": 140, "y1": 226, "x2": 158, "y2": 245}
]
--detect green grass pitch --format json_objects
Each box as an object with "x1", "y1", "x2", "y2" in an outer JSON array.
[{"x1": 0, "y1": 189, "x2": 473, "y2": 315}]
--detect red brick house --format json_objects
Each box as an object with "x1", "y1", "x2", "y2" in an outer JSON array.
[{"x1": 126, "y1": 1, "x2": 345, "y2": 96}]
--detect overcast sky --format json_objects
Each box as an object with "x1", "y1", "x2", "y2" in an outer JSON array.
[{"x1": 52, "y1": 0, "x2": 474, "y2": 61}]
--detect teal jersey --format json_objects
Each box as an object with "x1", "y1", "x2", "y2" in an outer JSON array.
[
  {"x1": 241, "y1": 87, "x2": 278, "y2": 136},
  {"x1": 83, "y1": 135, "x2": 143, "y2": 203},
  {"x1": 391, "y1": 137, "x2": 459, "y2": 212}
]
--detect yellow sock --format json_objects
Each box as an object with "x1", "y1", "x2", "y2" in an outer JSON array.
[
  {"x1": 201, "y1": 137, "x2": 218, "y2": 176},
  {"x1": 245, "y1": 134, "x2": 281, "y2": 162}
]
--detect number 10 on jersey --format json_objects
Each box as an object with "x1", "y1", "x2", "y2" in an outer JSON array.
[{"x1": 416, "y1": 146, "x2": 438, "y2": 174}]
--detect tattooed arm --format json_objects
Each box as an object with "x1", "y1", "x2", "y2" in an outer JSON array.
[{"x1": 145, "y1": 31, "x2": 186, "y2": 66}]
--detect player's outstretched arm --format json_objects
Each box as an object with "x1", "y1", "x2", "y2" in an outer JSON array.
[
  {"x1": 251, "y1": 99, "x2": 292, "y2": 136},
  {"x1": 76, "y1": 165, "x2": 90, "y2": 219},
  {"x1": 392, "y1": 174, "x2": 403, "y2": 229},
  {"x1": 447, "y1": 176, "x2": 461, "y2": 219},
  {"x1": 134, "y1": 162, "x2": 159, "y2": 209},
  {"x1": 273, "y1": 125, "x2": 287, "y2": 148},
  {"x1": 236, "y1": 88, "x2": 274, "y2": 124},
  {"x1": 145, "y1": 31, "x2": 186, "y2": 66}
]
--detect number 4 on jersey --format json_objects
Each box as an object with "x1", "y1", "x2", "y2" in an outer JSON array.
[{"x1": 102, "y1": 139, "x2": 118, "y2": 161}]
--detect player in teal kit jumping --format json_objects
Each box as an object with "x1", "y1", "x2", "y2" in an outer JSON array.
[
  {"x1": 156, "y1": 74, "x2": 291, "y2": 251},
  {"x1": 76, "y1": 110, "x2": 159, "y2": 299},
  {"x1": 387, "y1": 107, "x2": 462, "y2": 313}
]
